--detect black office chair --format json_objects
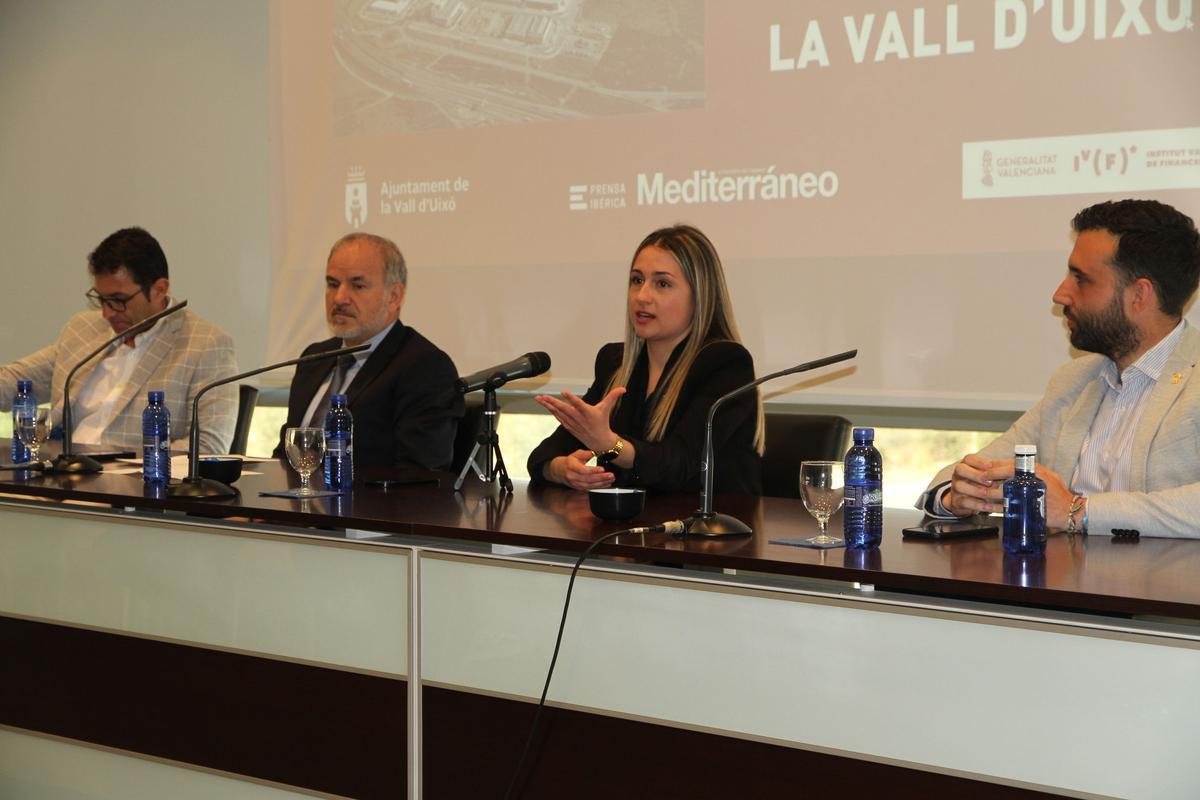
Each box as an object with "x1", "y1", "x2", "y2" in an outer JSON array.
[
  {"x1": 229, "y1": 384, "x2": 259, "y2": 455},
  {"x1": 451, "y1": 395, "x2": 488, "y2": 473},
  {"x1": 761, "y1": 412, "x2": 853, "y2": 498}
]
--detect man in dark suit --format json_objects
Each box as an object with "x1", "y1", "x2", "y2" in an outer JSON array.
[{"x1": 274, "y1": 233, "x2": 462, "y2": 470}]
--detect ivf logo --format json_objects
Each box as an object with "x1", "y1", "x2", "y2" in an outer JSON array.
[{"x1": 1073, "y1": 146, "x2": 1138, "y2": 177}]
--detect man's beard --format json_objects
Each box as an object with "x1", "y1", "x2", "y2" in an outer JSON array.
[
  {"x1": 1066, "y1": 290, "x2": 1140, "y2": 363},
  {"x1": 328, "y1": 305, "x2": 366, "y2": 341},
  {"x1": 328, "y1": 317, "x2": 364, "y2": 341}
]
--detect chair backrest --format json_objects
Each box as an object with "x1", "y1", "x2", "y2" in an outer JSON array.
[
  {"x1": 761, "y1": 412, "x2": 852, "y2": 498},
  {"x1": 452, "y1": 395, "x2": 487, "y2": 473},
  {"x1": 229, "y1": 384, "x2": 259, "y2": 455}
]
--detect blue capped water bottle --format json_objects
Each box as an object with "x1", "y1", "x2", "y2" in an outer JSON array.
[
  {"x1": 142, "y1": 390, "x2": 171, "y2": 484},
  {"x1": 11, "y1": 379, "x2": 35, "y2": 464},
  {"x1": 843, "y1": 427, "x2": 883, "y2": 548},
  {"x1": 324, "y1": 394, "x2": 353, "y2": 492},
  {"x1": 1002, "y1": 444, "x2": 1046, "y2": 555}
]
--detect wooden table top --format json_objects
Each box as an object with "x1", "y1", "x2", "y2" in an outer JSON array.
[{"x1": 2, "y1": 455, "x2": 1198, "y2": 620}]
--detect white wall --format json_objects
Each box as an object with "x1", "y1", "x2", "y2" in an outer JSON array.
[{"x1": 0, "y1": 0, "x2": 270, "y2": 371}]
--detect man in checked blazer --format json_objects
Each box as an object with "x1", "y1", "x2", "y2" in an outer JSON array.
[
  {"x1": 0, "y1": 227, "x2": 238, "y2": 454},
  {"x1": 273, "y1": 233, "x2": 462, "y2": 470},
  {"x1": 920, "y1": 200, "x2": 1200, "y2": 538}
]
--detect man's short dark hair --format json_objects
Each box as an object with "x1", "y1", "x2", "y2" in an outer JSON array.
[
  {"x1": 88, "y1": 227, "x2": 169, "y2": 289},
  {"x1": 1072, "y1": 199, "x2": 1200, "y2": 318}
]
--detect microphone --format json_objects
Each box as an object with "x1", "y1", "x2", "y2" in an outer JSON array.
[
  {"x1": 48, "y1": 299, "x2": 189, "y2": 474},
  {"x1": 167, "y1": 343, "x2": 370, "y2": 498},
  {"x1": 456, "y1": 351, "x2": 551, "y2": 394},
  {"x1": 684, "y1": 348, "x2": 858, "y2": 537},
  {"x1": 454, "y1": 352, "x2": 549, "y2": 492}
]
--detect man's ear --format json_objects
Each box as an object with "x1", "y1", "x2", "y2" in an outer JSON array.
[
  {"x1": 1127, "y1": 277, "x2": 1158, "y2": 316},
  {"x1": 149, "y1": 277, "x2": 170, "y2": 303}
]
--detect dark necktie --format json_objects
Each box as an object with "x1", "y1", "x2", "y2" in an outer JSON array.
[{"x1": 309, "y1": 355, "x2": 354, "y2": 426}]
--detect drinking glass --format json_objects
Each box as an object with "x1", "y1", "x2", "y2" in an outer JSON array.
[
  {"x1": 16, "y1": 407, "x2": 52, "y2": 465},
  {"x1": 800, "y1": 460, "x2": 845, "y2": 546},
  {"x1": 284, "y1": 427, "x2": 325, "y2": 496}
]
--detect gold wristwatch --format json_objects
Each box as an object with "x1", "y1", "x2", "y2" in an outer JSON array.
[{"x1": 593, "y1": 437, "x2": 624, "y2": 466}]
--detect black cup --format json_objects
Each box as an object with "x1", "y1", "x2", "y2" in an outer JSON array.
[
  {"x1": 198, "y1": 456, "x2": 243, "y2": 484},
  {"x1": 588, "y1": 488, "x2": 646, "y2": 521}
]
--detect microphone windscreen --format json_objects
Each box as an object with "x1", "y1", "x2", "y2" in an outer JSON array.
[{"x1": 527, "y1": 351, "x2": 551, "y2": 375}]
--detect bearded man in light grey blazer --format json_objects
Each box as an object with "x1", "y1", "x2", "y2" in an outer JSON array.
[{"x1": 920, "y1": 199, "x2": 1200, "y2": 538}]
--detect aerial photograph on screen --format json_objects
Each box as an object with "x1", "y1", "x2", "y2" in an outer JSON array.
[{"x1": 332, "y1": 0, "x2": 705, "y2": 134}]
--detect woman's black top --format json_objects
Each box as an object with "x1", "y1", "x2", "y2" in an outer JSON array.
[{"x1": 527, "y1": 339, "x2": 762, "y2": 495}]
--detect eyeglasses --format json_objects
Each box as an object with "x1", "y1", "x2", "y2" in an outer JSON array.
[{"x1": 85, "y1": 288, "x2": 147, "y2": 312}]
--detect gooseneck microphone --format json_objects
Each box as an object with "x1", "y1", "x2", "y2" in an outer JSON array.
[
  {"x1": 49, "y1": 299, "x2": 189, "y2": 474},
  {"x1": 456, "y1": 351, "x2": 551, "y2": 394},
  {"x1": 684, "y1": 348, "x2": 858, "y2": 537},
  {"x1": 167, "y1": 343, "x2": 370, "y2": 498}
]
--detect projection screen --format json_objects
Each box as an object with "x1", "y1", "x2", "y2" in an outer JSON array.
[{"x1": 270, "y1": 0, "x2": 1200, "y2": 410}]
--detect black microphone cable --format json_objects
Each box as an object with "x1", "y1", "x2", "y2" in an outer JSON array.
[{"x1": 503, "y1": 520, "x2": 684, "y2": 799}]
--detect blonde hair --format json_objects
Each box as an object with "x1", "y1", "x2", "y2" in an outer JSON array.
[{"x1": 607, "y1": 225, "x2": 765, "y2": 453}]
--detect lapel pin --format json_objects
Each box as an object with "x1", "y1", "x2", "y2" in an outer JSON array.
[{"x1": 1171, "y1": 372, "x2": 1182, "y2": 384}]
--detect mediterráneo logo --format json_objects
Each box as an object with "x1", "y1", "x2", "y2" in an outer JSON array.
[{"x1": 637, "y1": 166, "x2": 839, "y2": 206}]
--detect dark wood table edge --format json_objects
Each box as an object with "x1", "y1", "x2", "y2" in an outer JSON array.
[{"x1": 2, "y1": 475, "x2": 1198, "y2": 622}]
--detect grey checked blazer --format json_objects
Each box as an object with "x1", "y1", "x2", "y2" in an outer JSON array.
[
  {"x1": 1, "y1": 309, "x2": 238, "y2": 454},
  {"x1": 920, "y1": 325, "x2": 1200, "y2": 537}
]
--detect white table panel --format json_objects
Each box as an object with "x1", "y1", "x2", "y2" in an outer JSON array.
[
  {"x1": 0, "y1": 504, "x2": 408, "y2": 676},
  {"x1": 421, "y1": 552, "x2": 1200, "y2": 800}
]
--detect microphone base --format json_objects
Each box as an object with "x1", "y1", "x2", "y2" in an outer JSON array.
[
  {"x1": 46, "y1": 453, "x2": 104, "y2": 474},
  {"x1": 166, "y1": 476, "x2": 238, "y2": 498},
  {"x1": 683, "y1": 512, "x2": 752, "y2": 537}
]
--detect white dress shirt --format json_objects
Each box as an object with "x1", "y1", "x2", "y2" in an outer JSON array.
[{"x1": 72, "y1": 321, "x2": 168, "y2": 445}]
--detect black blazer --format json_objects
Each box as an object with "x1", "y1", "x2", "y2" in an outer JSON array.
[
  {"x1": 274, "y1": 322, "x2": 463, "y2": 470},
  {"x1": 528, "y1": 339, "x2": 762, "y2": 494}
]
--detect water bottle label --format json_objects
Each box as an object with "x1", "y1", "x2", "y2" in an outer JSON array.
[
  {"x1": 1006, "y1": 490, "x2": 1045, "y2": 511},
  {"x1": 325, "y1": 435, "x2": 352, "y2": 491},
  {"x1": 845, "y1": 483, "x2": 882, "y2": 508},
  {"x1": 142, "y1": 431, "x2": 170, "y2": 483}
]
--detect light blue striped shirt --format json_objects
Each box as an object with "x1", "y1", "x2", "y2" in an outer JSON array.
[{"x1": 1071, "y1": 320, "x2": 1187, "y2": 495}]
